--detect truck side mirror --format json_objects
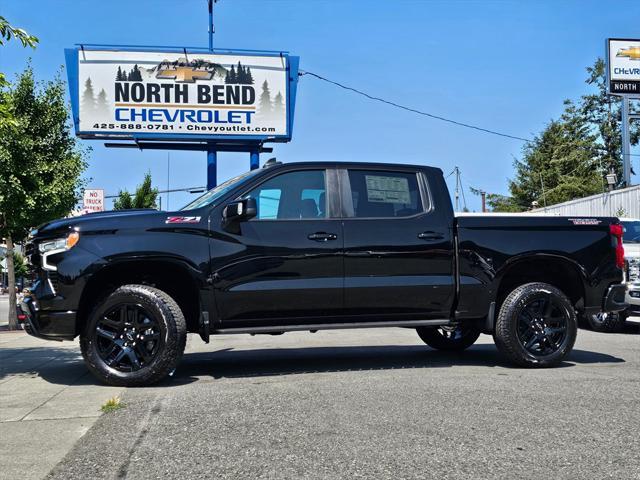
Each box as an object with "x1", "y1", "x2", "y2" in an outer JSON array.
[{"x1": 222, "y1": 197, "x2": 257, "y2": 233}]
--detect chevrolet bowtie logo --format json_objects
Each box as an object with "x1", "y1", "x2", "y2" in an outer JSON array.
[
  {"x1": 617, "y1": 46, "x2": 640, "y2": 61},
  {"x1": 156, "y1": 66, "x2": 213, "y2": 83}
]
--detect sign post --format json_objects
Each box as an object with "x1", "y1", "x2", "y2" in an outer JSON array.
[{"x1": 607, "y1": 38, "x2": 640, "y2": 186}]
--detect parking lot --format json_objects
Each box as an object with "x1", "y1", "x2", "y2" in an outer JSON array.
[{"x1": 0, "y1": 324, "x2": 638, "y2": 480}]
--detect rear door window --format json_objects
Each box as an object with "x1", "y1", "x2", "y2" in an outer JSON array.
[{"x1": 347, "y1": 170, "x2": 425, "y2": 218}]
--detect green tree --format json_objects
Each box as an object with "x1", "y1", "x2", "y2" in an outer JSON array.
[
  {"x1": 508, "y1": 100, "x2": 602, "y2": 210},
  {"x1": 494, "y1": 58, "x2": 640, "y2": 212},
  {"x1": 580, "y1": 58, "x2": 640, "y2": 186},
  {"x1": 0, "y1": 16, "x2": 38, "y2": 48},
  {"x1": 0, "y1": 17, "x2": 38, "y2": 121},
  {"x1": 113, "y1": 172, "x2": 158, "y2": 210},
  {"x1": 12, "y1": 252, "x2": 27, "y2": 279},
  {"x1": 0, "y1": 67, "x2": 88, "y2": 329}
]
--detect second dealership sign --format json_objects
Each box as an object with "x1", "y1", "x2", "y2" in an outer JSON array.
[{"x1": 607, "y1": 38, "x2": 640, "y2": 96}]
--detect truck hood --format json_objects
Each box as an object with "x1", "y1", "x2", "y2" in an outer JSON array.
[{"x1": 34, "y1": 209, "x2": 164, "y2": 237}]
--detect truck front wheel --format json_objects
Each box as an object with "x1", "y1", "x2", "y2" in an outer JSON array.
[
  {"x1": 494, "y1": 282, "x2": 577, "y2": 367},
  {"x1": 416, "y1": 325, "x2": 480, "y2": 351},
  {"x1": 80, "y1": 284, "x2": 187, "y2": 387}
]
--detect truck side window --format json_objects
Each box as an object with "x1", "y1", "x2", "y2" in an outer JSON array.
[
  {"x1": 244, "y1": 170, "x2": 327, "y2": 220},
  {"x1": 347, "y1": 170, "x2": 425, "y2": 218}
]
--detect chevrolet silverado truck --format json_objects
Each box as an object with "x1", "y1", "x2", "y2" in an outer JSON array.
[{"x1": 22, "y1": 161, "x2": 627, "y2": 386}]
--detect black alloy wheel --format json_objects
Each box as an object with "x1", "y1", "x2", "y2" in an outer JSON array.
[
  {"x1": 516, "y1": 295, "x2": 568, "y2": 356},
  {"x1": 494, "y1": 282, "x2": 577, "y2": 367},
  {"x1": 94, "y1": 303, "x2": 162, "y2": 372},
  {"x1": 80, "y1": 285, "x2": 186, "y2": 387}
]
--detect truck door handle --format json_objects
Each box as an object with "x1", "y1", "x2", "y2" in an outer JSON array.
[
  {"x1": 308, "y1": 232, "x2": 337, "y2": 242},
  {"x1": 418, "y1": 232, "x2": 444, "y2": 241}
]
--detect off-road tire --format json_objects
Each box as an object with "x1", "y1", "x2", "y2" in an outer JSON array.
[
  {"x1": 494, "y1": 282, "x2": 577, "y2": 368},
  {"x1": 416, "y1": 325, "x2": 481, "y2": 351},
  {"x1": 80, "y1": 284, "x2": 187, "y2": 387}
]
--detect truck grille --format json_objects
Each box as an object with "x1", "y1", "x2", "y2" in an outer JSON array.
[{"x1": 627, "y1": 257, "x2": 640, "y2": 283}]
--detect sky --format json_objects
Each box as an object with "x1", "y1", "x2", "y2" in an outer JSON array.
[{"x1": 2, "y1": 0, "x2": 640, "y2": 211}]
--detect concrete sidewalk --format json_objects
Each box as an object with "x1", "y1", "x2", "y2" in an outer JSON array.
[{"x1": 0, "y1": 332, "x2": 122, "y2": 480}]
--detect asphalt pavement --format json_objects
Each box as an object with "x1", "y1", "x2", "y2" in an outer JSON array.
[{"x1": 39, "y1": 325, "x2": 640, "y2": 480}]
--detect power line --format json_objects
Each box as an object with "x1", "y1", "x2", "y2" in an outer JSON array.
[
  {"x1": 300, "y1": 70, "x2": 640, "y2": 158},
  {"x1": 299, "y1": 71, "x2": 531, "y2": 142}
]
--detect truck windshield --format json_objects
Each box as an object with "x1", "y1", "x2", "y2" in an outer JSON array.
[
  {"x1": 622, "y1": 221, "x2": 640, "y2": 243},
  {"x1": 180, "y1": 169, "x2": 261, "y2": 211}
]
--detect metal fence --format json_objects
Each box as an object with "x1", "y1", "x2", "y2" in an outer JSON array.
[{"x1": 532, "y1": 184, "x2": 640, "y2": 218}]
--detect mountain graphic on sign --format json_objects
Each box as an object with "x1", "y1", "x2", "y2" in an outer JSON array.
[{"x1": 149, "y1": 58, "x2": 227, "y2": 83}]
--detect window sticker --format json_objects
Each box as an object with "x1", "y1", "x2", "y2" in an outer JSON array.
[{"x1": 365, "y1": 175, "x2": 411, "y2": 204}]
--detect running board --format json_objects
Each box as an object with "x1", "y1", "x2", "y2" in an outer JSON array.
[{"x1": 213, "y1": 319, "x2": 451, "y2": 335}]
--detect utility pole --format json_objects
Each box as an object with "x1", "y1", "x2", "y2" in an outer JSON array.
[
  {"x1": 206, "y1": 0, "x2": 217, "y2": 189},
  {"x1": 454, "y1": 166, "x2": 460, "y2": 212},
  {"x1": 539, "y1": 173, "x2": 547, "y2": 212},
  {"x1": 481, "y1": 191, "x2": 486, "y2": 213},
  {"x1": 166, "y1": 152, "x2": 170, "y2": 211}
]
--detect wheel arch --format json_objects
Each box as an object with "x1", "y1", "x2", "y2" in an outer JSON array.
[
  {"x1": 77, "y1": 257, "x2": 204, "y2": 334},
  {"x1": 493, "y1": 254, "x2": 587, "y2": 313}
]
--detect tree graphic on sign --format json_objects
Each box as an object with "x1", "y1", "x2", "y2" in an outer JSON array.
[
  {"x1": 81, "y1": 77, "x2": 96, "y2": 115},
  {"x1": 258, "y1": 80, "x2": 272, "y2": 117},
  {"x1": 273, "y1": 91, "x2": 284, "y2": 118}
]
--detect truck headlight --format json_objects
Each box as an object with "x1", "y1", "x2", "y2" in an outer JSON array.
[
  {"x1": 38, "y1": 232, "x2": 79, "y2": 254},
  {"x1": 39, "y1": 232, "x2": 79, "y2": 270}
]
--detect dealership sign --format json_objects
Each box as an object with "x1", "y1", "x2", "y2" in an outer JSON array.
[
  {"x1": 607, "y1": 38, "x2": 640, "y2": 96},
  {"x1": 82, "y1": 188, "x2": 104, "y2": 214},
  {"x1": 65, "y1": 47, "x2": 299, "y2": 141}
]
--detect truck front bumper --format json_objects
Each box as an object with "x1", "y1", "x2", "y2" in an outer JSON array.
[
  {"x1": 603, "y1": 283, "x2": 628, "y2": 313},
  {"x1": 21, "y1": 280, "x2": 78, "y2": 341}
]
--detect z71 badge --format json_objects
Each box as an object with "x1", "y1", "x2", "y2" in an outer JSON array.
[{"x1": 165, "y1": 216, "x2": 201, "y2": 224}]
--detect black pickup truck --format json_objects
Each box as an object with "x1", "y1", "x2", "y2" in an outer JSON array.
[{"x1": 23, "y1": 161, "x2": 627, "y2": 386}]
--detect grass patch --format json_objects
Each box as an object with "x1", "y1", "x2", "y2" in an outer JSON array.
[{"x1": 101, "y1": 395, "x2": 125, "y2": 413}]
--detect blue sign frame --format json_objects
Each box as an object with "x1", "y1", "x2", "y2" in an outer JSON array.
[{"x1": 65, "y1": 44, "x2": 300, "y2": 143}]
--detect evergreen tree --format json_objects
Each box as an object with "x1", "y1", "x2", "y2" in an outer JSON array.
[
  {"x1": 580, "y1": 58, "x2": 640, "y2": 187},
  {"x1": 508, "y1": 101, "x2": 602, "y2": 210},
  {"x1": 81, "y1": 77, "x2": 96, "y2": 114},
  {"x1": 228, "y1": 66, "x2": 237, "y2": 84},
  {"x1": 245, "y1": 67, "x2": 254, "y2": 84},
  {"x1": 116, "y1": 66, "x2": 124, "y2": 81},
  {"x1": 113, "y1": 172, "x2": 158, "y2": 210},
  {"x1": 258, "y1": 80, "x2": 272, "y2": 116}
]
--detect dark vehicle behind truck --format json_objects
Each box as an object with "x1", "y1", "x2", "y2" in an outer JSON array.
[{"x1": 22, "y1": 161, "x2": 626, "y2": 386}]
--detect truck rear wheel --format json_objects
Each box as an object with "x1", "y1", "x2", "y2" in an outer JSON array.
[
  {"x1": 494, "y1": 282, "x2": 577, "y2": 367},
  {"x1": 585, "y1": 311, "x2": 626, "y2": 333},
  {"x1": 80, "y1": 284, "x2": 186, "y2": 387},
  {"x1": 416, "y1": 325, "x2": 480, "y2": 351}
]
